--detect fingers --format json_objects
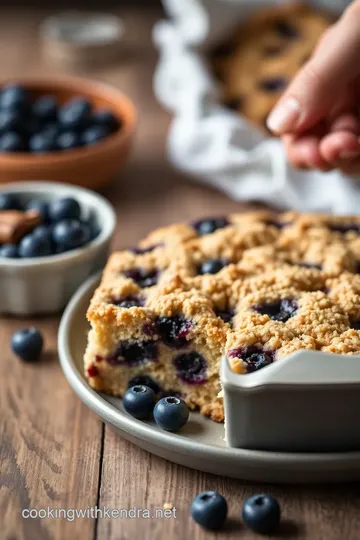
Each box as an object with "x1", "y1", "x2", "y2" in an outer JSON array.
[
  {"x1": 283, "y1": 121, "x2": 331, "y2": 171},
  {"x1": 285, "y1": 133, "x2": 332, "y2": 171},
  {"x1": 283, "y1": 113, "x2": 360, "y2": 171},
  {"x1": 320, "y1": 131, "x2": 360, "y2": 163},
  {"x1": 319, "y1": 113, "x2": 360, "y2": 163},
  {"x1": 267, "y1": 1, "x2": 360, "y2": 135}
]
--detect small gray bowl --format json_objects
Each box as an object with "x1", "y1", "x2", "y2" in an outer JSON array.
[{"x1": 0, "y1": 181, "x2": 116, "y2": 315}]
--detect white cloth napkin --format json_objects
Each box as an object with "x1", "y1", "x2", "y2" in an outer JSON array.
[{"x1": 153, "y1": 0, "x2": 360, "y2": 213}]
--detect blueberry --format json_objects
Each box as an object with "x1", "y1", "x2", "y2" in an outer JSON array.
[
  {"x1": 26, "y1": 200, "x2": 49, "y2": 222},
  {"x1": 124, "y1": 268, "x2": 159, "y2": 288},
  {"x1": 274, "y1": 20, "x2": 299, "y2": 39},
  {"x1": 130, "y1": 244, "x2": 162, "y2": 255},
  {"x1": 265, "y1": 219, "x2": 290, "y2": 229},
  {"x1": 154, "y1": 396, "x2": 189, "y2": 432},
  {"x1": 215, "y1": 308, "x2": 234, "y2": 325},
  {"x1": 32, "y1": 224, "x2": 53, "y2": 243},
  {"x1": 155, "y1": 316, "x2": 192, "y2": 348},
  {"x1": 79, "y1": 216, "x2": 100, "y2": 242},
  {"x1": 106, "y1": 340, "x2": 158, "y2": 366},
  {"x1": 127, "y1": 375, "x2": 161, "y2": 394},
  {"x1": 52, "y1": 219, "x2": 90, "y2": 252},
  {"x1": 198, "y1": 259, "x2": 226, "y2": 275},
  {"x1": 48, "y1": 197, "x2": 81, "y2": 222},
  {"x1": 41, "y1": 123, "x2": 60, "y2": 140},
  {"x1": 227, "y1": 346, "x2": 275, "y2": 373},
  {"x1": 111, "y1": 295, "x2": 143, "y2": 308},
  {"x1": 0, "y1": 131, "x2": 26, "y2": 152},
  {"x1": 351, "y1": 320, "x2": 360, "y2": 330},
  {"x1": 92, "y1": 109, "x2": 120, "y2": 131},
  {"x1": 29, "y1": 133, "x2": 57, "y2": 153},
  {"x1": 57, "y1": 131, "x2": 82, "y2": 151},
  {"x1": 18, "y1": 233, "x2": 53, "y2": 258},
  {"x1": 32, "y1": 95, "x2": 57, "y2": 122},
  {"x1": 242, "y1": 494, "x2": 281, "y2": 534},
  {"x1": 330, "y1": 223, "x2": 360, "y2": 234},
  {"x1": 297, "y1": 262, "x2": 322, "y2": 270},
  {"x1": 58, "y1": 97, "x2": 91, "y2": 129},
  {"x1": 253, "y1": 298, "x2": 297, "y2": 323},
  {"x1": 224, "y1": 97, "x2": 243, "y2": 111},
  {"x1": 0, "y1": 83, "x2": 29, "y2": 109},
  {"x1": 192, "y1": 217, "x2": 229, "y2": 236},
  {"x1": 259, "y1": 77, "x2": 288, "y2": 92},
  {"x1": 0, "y1": 243, "x2": 19, "y2": 258},
  {"x1": 81, "y1": 125, "x2": 110, "y2": 146},
  {"x1": 22, "y1": 114, "x2": 42, "y2": 136},
  {"x1": 11, "y1": 328, "x2": 44, "y2": 362},
  {"x1": 0, "y1": 193, "x2": 21, "y2": 210},
  {"x1": 0, "y1": 109, "x2": 22, "y2": 132},
  {"x1": 123, "y1": 385, "x2": 156, "y2": 420},
  {"x1": 191, "y1": 491, "x2": 228, "y2": 530},
  {"x1": 173, "y1": 352, "x2": 207, "y2": 385},
  {"x1": 87, "y1": 220, "x2": 101, "y2": 241}
]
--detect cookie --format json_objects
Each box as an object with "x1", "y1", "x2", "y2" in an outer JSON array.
[{"x1": 211, "y1": 2, "x2": 333, "y2": 131}]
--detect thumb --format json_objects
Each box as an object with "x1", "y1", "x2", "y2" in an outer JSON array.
[{"x1": 266, "y1": 2, "x2": 360, "y2": 135}]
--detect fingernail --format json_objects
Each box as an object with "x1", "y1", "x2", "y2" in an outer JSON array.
[
  {"x1": 338, "y1": 150, "x2": 360, "y2": 159},
  {"x1": 266, "y1": 97, "x2": 301, "y2": 134}
]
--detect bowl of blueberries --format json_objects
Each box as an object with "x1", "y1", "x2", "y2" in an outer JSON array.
[
  {"x1": 0, "y1": 181, "x2": 116, "y2": 315},
  {"x1": 0, "y1": 77, "x2": 136, "y2": 188}
]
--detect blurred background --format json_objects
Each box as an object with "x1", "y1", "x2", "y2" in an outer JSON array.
[{"x1": 0, "y1": 0, "x2": 242, "y2": 247}]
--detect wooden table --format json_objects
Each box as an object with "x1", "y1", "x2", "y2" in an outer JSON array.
[{"x1": 1, "y1": 7, "x2": 360, "y2": 540}]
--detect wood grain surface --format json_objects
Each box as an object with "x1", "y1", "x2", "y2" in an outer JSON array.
[{"x1": 1, "y1": 7, "x2": 360, "y2": 540}]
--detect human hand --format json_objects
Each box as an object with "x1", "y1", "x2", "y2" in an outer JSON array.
[{"x1": 266, "y1": 1, "x2": 360, "y2": 175}]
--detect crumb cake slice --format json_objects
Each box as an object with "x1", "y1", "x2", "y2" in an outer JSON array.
[{"x1": 85, "y1": 212, "x2": 360, "y2": 422}]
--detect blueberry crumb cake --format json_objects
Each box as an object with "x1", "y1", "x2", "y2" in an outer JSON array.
[{"x1": 84, "y1": 211, "x2": 360, "y2": 422}]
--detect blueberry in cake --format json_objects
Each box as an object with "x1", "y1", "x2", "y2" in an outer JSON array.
[
  {"x1": 84, "y1": 211, "x2": 360, "y2": 422},
  {"x1": 210, "y1": 2, "x2": 333, "y2": 131}
]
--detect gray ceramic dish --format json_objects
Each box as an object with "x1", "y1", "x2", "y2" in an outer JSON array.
[
  {"x1": 222, "y1": 352, "x2": 360, "y2": 452},
  {"x1": 58, "y1": 273, "x2": 360, "y2": 483}
]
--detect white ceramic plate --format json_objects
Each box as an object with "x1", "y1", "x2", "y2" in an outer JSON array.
[{"x1": 58, "y1": 274, "x2": 360, "y2": 483}]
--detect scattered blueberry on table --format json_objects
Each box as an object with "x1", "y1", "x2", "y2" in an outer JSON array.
[
  {"x1": 11, "y1": 328, "x2": 44, "y2": 362},
  {"x1": 191, "y1": 491, "x2": 228, "y2": 530},
  {"x1": 0, "y1": 194, "x2": 100, "y2": 258},
  {"x1": 242, "y1": 493, "x2": 281, "y2": 534},
  {"x1": 153, "y1": 396, "x2": 189, "y2": 432},
  {"x1": 0, "y1": 82, "x2": 121, "y2": 153},
  {"x1": 123, "y1": 385, "x2": 156, "y2": 420}
]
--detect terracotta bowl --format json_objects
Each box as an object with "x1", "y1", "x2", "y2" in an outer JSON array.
[{"x1": 0, "y1": 76, "x2": 136, "y2": 189}]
